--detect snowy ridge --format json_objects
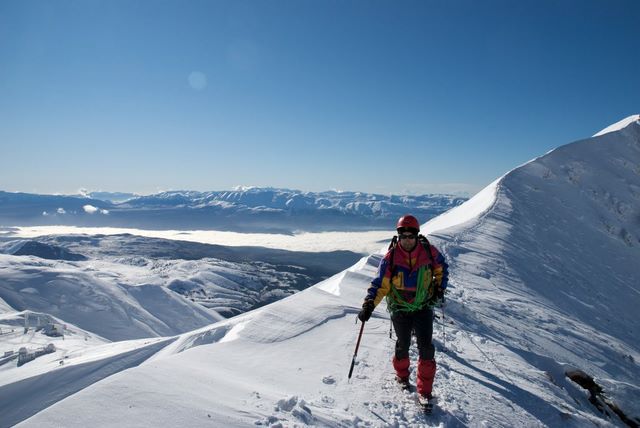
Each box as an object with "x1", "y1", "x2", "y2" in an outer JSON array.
[
  {"x1": 425, "y1": 117, "x2": 640, "y2": 423},
  {"x1": 422, "y1": 176, "x2": 501, "y2": 237},
  {"x1": 3, "y1": 117, "x2": 640, "y2": 427},
  {"x1": 0, "y1": 239, "x2": 87, "y2": 261},
  {"x1": 592, "y1": 114, "x2": 640, "y2": 137}
]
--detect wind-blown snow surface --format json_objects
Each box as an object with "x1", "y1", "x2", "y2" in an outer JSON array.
[{"x1": 4, "y1": 117, "x2": 640, "y2": 427}]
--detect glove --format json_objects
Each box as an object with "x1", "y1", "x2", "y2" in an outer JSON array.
[{"x1": 358, "y1": 299, "x2": 375, "y2": 322}]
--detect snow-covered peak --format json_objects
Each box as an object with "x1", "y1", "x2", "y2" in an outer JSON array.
[
  {"x1": 423, "y1": 176, "x2": 501, "y2": 235},
  {"x1": 592, "y1": 114, "x2": 640, "y2": 137},
  {"x1": 426, "y1": 114, "x2": 640, "y2": 237}
]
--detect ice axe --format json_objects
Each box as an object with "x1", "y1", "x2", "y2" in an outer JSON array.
[{"x1": 348, "y1": 320, "x2": 366, "y2": 379}]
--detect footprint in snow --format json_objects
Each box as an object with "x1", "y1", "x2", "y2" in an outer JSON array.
[{"x1": 322, "y1": 375, "x2": 336, "y2": 384}]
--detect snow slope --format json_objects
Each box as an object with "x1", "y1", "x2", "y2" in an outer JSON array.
[
  {"x1": 0, "y1": 253, "x2": 223, "y2": 340},
  {"x1": 4, "y1": 116, "x2": 640, "y2": 427},
  {"x1": 0, "y1": 234, "x2": 363, "y2": 325}
]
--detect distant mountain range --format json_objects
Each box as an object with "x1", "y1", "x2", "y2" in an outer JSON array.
[{"x1": 0, "y1": 188, "x2": 466, "y2": 232}]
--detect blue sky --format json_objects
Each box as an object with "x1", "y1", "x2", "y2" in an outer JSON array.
[{"x1": 1, "y1": 0, "x2": 638, "y2": 196}]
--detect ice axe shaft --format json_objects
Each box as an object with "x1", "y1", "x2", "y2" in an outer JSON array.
[{"x1": 348, "y1": 320, "x2": 366, "y2": 379}]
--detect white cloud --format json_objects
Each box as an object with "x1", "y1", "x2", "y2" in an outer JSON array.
[
  {"x1": 9, "y1": 226, "x2": 390, "y2": 254},
  {"x1": 83, "y1": 205, "x2": 109, "y2": 215}
]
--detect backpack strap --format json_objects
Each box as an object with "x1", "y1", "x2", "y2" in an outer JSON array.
[
  {"x1": 387, "y1": 235, "x2": 398, "y2": 276},
  {"x1": 418, "y1": 234, "x2": 434, "y2": 265},
  {"x1": 419, "y1": 234, "x2": 441, "y2": 304}
]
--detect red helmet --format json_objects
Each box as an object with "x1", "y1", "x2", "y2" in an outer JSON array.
[{"x1": 396, "y1": 215, "x2": 420, "y2": 233}]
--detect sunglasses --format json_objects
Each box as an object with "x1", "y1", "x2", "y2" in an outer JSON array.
[{"x1": 399, "y1": 233, "x2": 417, "y2": 240}]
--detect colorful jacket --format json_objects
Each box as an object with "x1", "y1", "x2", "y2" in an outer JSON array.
[{"x1": 365, "y1": 239, "x2": 448, "y2": 312}]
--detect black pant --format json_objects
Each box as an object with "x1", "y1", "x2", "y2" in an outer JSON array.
[{"x1": 391, "y1": 307, "x2": 435, "y2": 360}]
